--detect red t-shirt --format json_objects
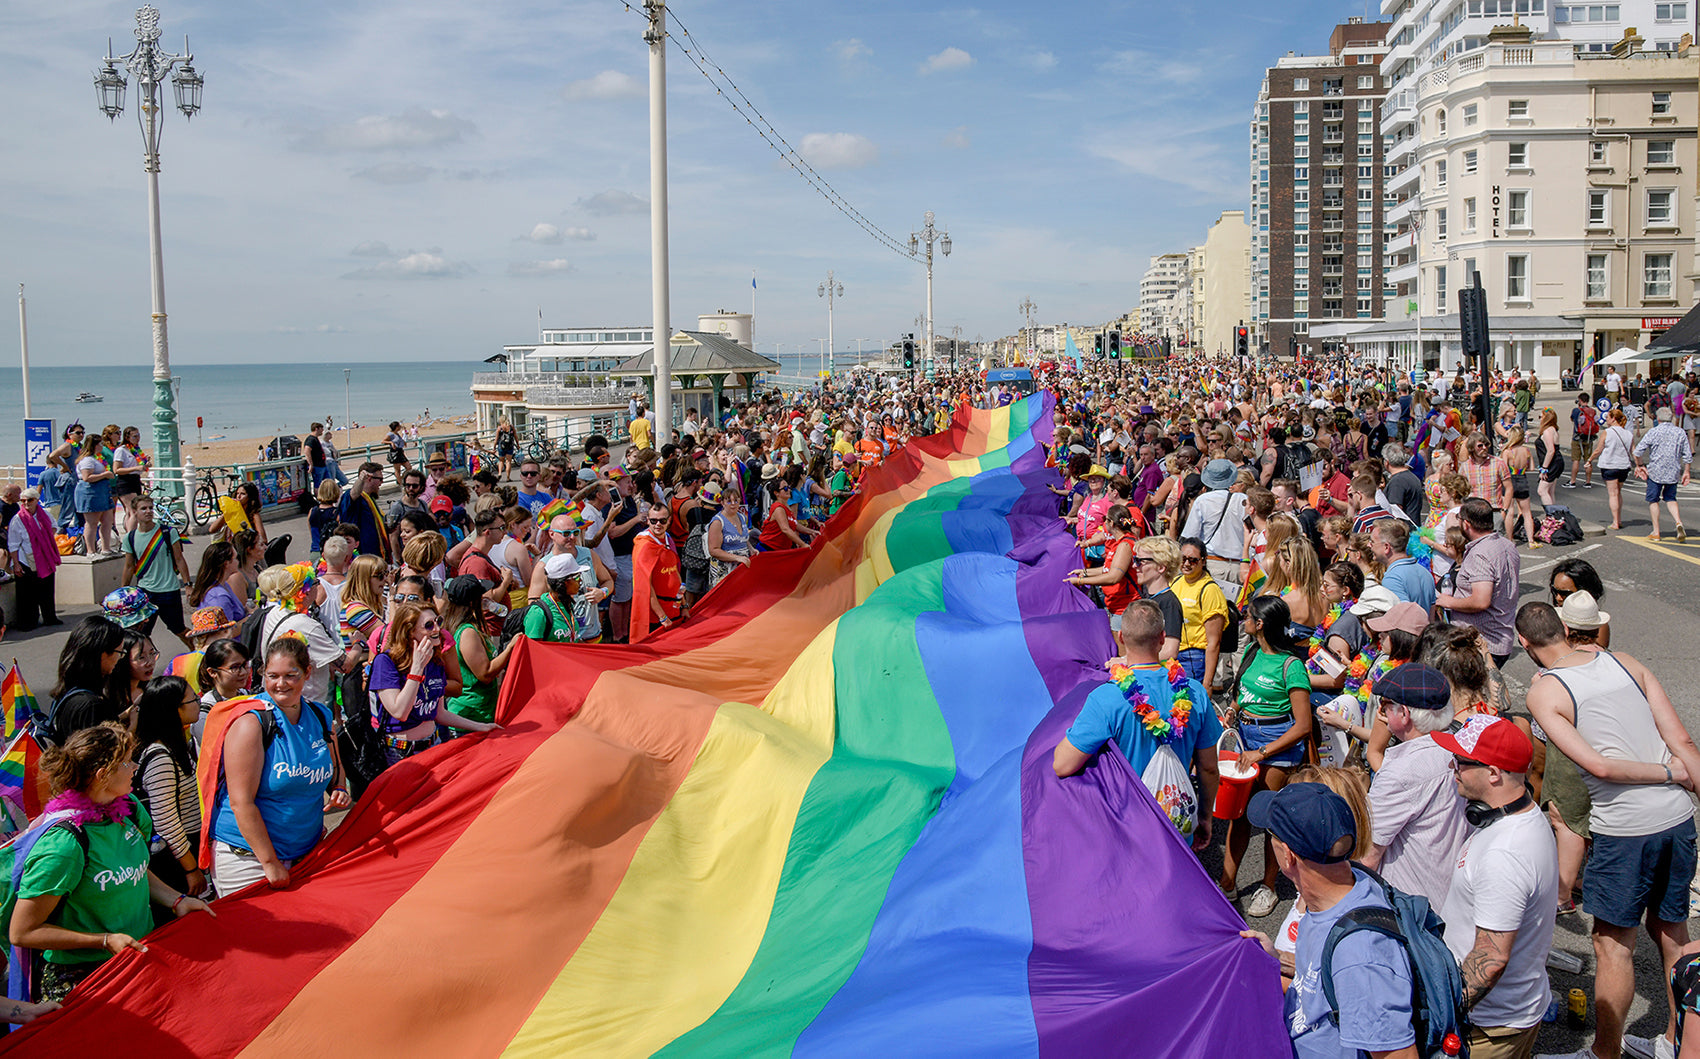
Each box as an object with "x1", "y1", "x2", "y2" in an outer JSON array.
[
  {"x1": 759, "y1": 501, "x2": 799, "y2": 550},
  {"x1": 457, "y1": 549, "x2": 502, "y2": 584}
]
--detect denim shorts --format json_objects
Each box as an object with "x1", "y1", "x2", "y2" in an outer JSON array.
[
  {"x1": 1583, "y1": 817, "x2": 1697, "y2": 928},
  {"x1": 1239, "y1": 715, "x2": 1305, "y2": 769},
  {"x1": 1647, "y1": 479, "x2": 1679, "y2": 504},
  {"x1": 1177, "y1": 648, "x2": 1207, "y2": 682}
]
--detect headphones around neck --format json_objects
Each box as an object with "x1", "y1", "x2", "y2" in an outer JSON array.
[{"x1": 1464, "y1": 791, "x2": 1533, "y2": 829}]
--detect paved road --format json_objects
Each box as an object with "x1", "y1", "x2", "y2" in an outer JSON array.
[{"x1": 5, "y1": 405, "x2": 1698, "y2": 1051}]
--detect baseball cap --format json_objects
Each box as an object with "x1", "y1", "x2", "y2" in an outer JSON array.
[
  {"x1": 429, "y1": 496, "x2": 453, "y2": 514},
  {"x1": 543, "y1": 553, "x2": 584, "y2": 580},
  {"x1": 1372, "y1": 662, "x2": 1451, "y2": 712},
  {"x1": 1432, "y1": 714, "x2": 1533, "y2": 773},
  {"x1": 1247, "y1": 783, "x2": 1357, "y2": 864},
  {"x1": 1365, "y1": 601, "x2": 1428, "y2": 637},
  {"x1": 445, "y1": 574, "x2": 491, "y2": 606}
]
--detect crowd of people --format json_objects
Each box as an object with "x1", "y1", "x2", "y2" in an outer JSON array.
[
  {"x1": 1041, "y1": 352, "x2": 1700, "y2": 1059},
  {"x1": 2, "y1": 352, "x2": 1700, "y2": 1058}
]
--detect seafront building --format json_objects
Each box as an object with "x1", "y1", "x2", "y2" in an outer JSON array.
[
  {"x1": 1250, "y1": 19, "x2": 1393, "y2": 362},
  {"x1": 1136, "y1": 253, "x2": 1190, "y2": 338},
  {"x1": 1350, "y1": 26, "x2": 1698, "y2": 379},
  {"x1": 470, "y1": 311, "x2": 777, "y2": 442}
]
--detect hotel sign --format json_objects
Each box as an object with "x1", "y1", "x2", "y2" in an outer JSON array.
[{"x1": 1643, "y1": 317, "x2": 1682, "y2": 330}]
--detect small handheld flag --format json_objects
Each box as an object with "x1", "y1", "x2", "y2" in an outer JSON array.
[{"x1": 0, "y1": 664, "x2": 40, "y2": 741}]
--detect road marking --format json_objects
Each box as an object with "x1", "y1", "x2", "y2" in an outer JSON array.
[
  {"x1": 1519, "y1": 542, "x2": 1601, "y2": 576},
  {"x1": 1622, "y1": 534, "x2": 1700, "y2": 568}
]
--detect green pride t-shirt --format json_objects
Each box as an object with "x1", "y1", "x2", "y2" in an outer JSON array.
[
  {"x1": 19, "y1": 799, "x2": 155, "y2": 965},
  {"x1": 1237, "y1": 650, "x2": 1311, "y2": 721}
]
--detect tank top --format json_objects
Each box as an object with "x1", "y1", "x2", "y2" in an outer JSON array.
[
  {"x1": 210, "y1": 697, "x2": 333, "y2": 860},
  {"x1": 488, "y1": 537, "x2": 530, "y2": 611},
  {"x1": 1100, "y1": 536, "x2": 1138, "y2": 615},
  {"x1": 1548, "y1": 652, "x2": 1694, "y2": 837},
  {"x1": 450, "y1": 622, "x2": 501, "y2": 724},
  {"x1": 760, "y1": 501, "x2": 799, "y2": 550}
]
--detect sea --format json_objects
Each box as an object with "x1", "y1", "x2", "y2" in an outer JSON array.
[{"x1": 0, "y1": 360, "x2": 477, "y2": 464}]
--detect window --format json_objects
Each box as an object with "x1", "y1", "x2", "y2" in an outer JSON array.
[
  {"x1": 1359, "y1": 144, "x2": 1374, "y2": 159},
  {"x1": 1294, "y1": 298, "x2": 1310, "y2": 313},
  {"x1": 1294, "y1": 144, "x2": 1309, "y2": 158},
  {"x1": 1358, "y1": 276, "x2": 1373, "y2": 291},
  {"x1": 1653, "y1": 92, "x2": 1673, "y2": 115},
  {"x1": 1648, "y1": 140, "x2": 1676, "y2": 165},
  {"x1": 1508, "y1": 142, "x2": 1528, "y2": 168},
  {"x1": 1295, "y1": 254, "x2": 1310, "y2": 270},
  {"x1": 1359, "y1": 187, "x2": 1375, "y2": 201},
  {"x1": 1294, "y1": 166, "x2": 1310, "y2": 181},
  {"x1": 1507, "y1": 190, "x2": 1530, "y2": 228},
  {"x1": 1293, "y1": 233, "x2": 1309, "y2": 247},
  {"x1": 1463, "y1": 257, "x2": 1477, "y2": 284},
  {"x1": 1358, "y1": 120, "x2": 1375, "y2": 137},
  {"x1": 1587, "y1": 189, "x2": 1609, "y2": 227},
  {"x1": 1586, "y1": 253, "x2": 1608, "y2": 299},
  {"x1": 1437, "y1": 109, "x2": 1447, "y2": 134},
  {"x1": 1435, "y1": 159, "x2": 1447, "y2": 187},
  {"x1": 1294, "y1": 188, "x2": 1309, "y2": 203},
  {"x1": 1436, "y1": 266, "x2": 1447, "y2": 312},
  {"x1": 1293, "y1": 101, "x2": 1308, "y2": 116},
  {"x1": 1463, "y1": 104, "x2": 1479, "y2": 127},
  {"x1": 1358, "y1": 165, "x2": 1374, "y2": 179},
  {"x1": 1293, "y1": 77, "x2": 1309, "y2": 91},
  {"x1": 1464, "y1": 197, "x2": 1477, "y2": 231},
  {"x1": 1357, "y1": 298, "x2": 1374, "y2": 315},
  {"x1": 1647, "y1": 188, "x2": 1675, "y2": 226},
  {"x1": 1645, "y1": 253, "x2": 1674, "y2": 298},
  {"x1": 1357, "y1": 252, "x2": 1373, "y2": 268},
  {"x1": 1590, "y1": 141, "x2": 1608, "y2": 165},
  {"x1": 1656, "y1": 1, "x2": 1688, "y2": 17},
  {"x1": 1358, "y1": 75, "x2": 1375, "y2": 89},
  {"x1": 1555, "y1": 4, "x2": 1622, "y2": 21},
  {"x1": 1506, "y1": 255, "x2": 1529, "y2": 300},
  {"x1": 1508, "y1": 99, "x2": 1529, "y2": 119},
  {"x1": 1437, "y1": 208, "x2": 1448, "y2": 240}
]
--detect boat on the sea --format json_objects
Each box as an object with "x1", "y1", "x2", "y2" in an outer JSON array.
[{"x1": 74, "y1": 392, "x2": 104, "y2": 403}]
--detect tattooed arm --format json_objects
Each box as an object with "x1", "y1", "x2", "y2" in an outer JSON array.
[{"x1": 1460, "y1": 927, "x2": 1517, "y2": 1011}]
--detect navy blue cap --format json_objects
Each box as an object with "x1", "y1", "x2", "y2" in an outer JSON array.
[
  {"x1": 1372, "y1": 663, "x2": 1451, "y2": 712},
  {"x1": 1247, "y1": 783, "x2": 1358, "y2": 864}
]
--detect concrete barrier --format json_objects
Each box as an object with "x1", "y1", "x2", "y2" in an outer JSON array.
[{"x1": 53, "y1": 551, "x2": 127, "y2": 608}]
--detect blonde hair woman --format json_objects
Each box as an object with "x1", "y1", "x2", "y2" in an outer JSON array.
[
  {"x1": 1267, "y1": 530, "x2": 1326, "y2": 635},
  {"x1": 1500, "y1": 427, "x2": 1539, "y2": 548}
]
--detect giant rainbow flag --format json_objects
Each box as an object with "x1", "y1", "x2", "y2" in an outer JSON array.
[{"x1": 7, "y1": 392, "x2": 1287, "y2": 1057}]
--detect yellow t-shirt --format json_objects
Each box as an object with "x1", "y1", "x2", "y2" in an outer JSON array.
[
  {"x1": 629, "y1": 417, "x2": 653, "y2": 451},
  {"x1": 1171, "y1": 573, "x2": 1229, "y2": 651}
]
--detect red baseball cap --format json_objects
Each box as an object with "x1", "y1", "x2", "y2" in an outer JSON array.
[
  {"x1": 1432, "y1": 714, "x2": 1533, "y2": 773},
  {"x1": 429, "y1": 496, "x2": 453, "y2": 514}
]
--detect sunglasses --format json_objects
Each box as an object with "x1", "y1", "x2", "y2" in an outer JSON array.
[
  {"x1": 392, "y1": 593, "x2": 423, "y2": 603},
  {"x1": 1448, "y1": 757, "x2": 1489, "y2": 772},
  {"x1": 520, "y1": 470, "x2": 539, "y2": 477},
  {"x1": 1180, "y1": 555, "x2": 1203, "y2": 566},
  {"x1": 420, "y1": 620, "x2": 441, "y2": 631}
]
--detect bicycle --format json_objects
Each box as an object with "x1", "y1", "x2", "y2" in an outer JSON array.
[
  {"x1": 147, "y1": 484, "x2": 191, "y2": 536},
  {"x1": 191, "y1": 466, "x2": 239, "y2": 527},
  {"x1": 523, "y1": 427, "x2": 554, "y2": 464}
]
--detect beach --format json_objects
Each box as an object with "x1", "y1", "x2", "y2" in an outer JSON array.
[{"x1": 183, "y1": 413, "x2": 482, "y2": 470}]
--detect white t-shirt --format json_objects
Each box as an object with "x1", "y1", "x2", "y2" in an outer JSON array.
[
  {"x1": 1438, "y1": 806, "x2": 1559, "y2": 1030},
  {"x1": 1605, "y1": 371, "x2": 1622, "y2": 393},
  {"x1": 1368, "y1": 734, "x2": 1473, "y2": 907},
  {"x1": 581, "y1": 504, "x2": 616, "y2": 568}
]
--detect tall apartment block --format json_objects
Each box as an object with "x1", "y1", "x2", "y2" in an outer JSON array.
[{"x1": 1250, "y1": 19, "x2": 1392, "y2": 360}]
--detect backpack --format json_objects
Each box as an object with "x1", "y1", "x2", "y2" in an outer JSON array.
[
  {"x1": 1321, "y1": 865, "x2": 1469, "y2": 1059},
  {"x1": 332, "y1": 667, "x2": 387, "y2": 799},
  {"x1": 1277, "y1": 442, "x2": 1311, "y2": 482},
  {"x1": 1577, "y1": 404, "x2": 1600, "y2": 436},
  {"x1": 681, "y1": 519, "x2": 710, "y2": 575},
  {"x1": 1536, "y1": 505, "x2": 1582, "y2": 546},
  {"x1": 237, "y1": 603, "x2": 276, "y2": 664},
  {"x1": 38, "y1": 688, "x2": 106, "y2": 750}
]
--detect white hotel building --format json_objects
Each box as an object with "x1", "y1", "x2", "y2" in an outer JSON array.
[{"x1": 1332, "y1": 0, "x2": 1698, "y2": 379}]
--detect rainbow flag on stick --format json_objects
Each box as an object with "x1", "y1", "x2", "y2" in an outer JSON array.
[
  {"x1": 534, "y1": 497, "x2": 571, "y2": 527},
  {"x1": 0, "y1": 664, "x2": 39, "y2": 741},
  {"x1": 0, "y1": 728, "x2": 48, "y2": 823},
  {"x1": 1236, "y1": 565, "x2": 1267, "y2": 609}
]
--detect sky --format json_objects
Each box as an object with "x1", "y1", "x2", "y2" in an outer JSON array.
[{"x1": 1, "y1": 0, "x2": 1381, "y2": 366}]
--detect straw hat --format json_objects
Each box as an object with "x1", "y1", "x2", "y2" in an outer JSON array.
[{"x1": 1557, "y1": 589, "x2": 1610, "y2": 630}]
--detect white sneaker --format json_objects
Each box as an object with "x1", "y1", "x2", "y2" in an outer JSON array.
[
  {"x1": 1535, "y1": 1050, "x2": 1599, "y2": 1059},
  {"x1": 1244, "y1": 884, "x2": 1278, "y2": 918},
  {"x1": 1624, "y1": 1033, "x2": 1675, "y2": 1059}
]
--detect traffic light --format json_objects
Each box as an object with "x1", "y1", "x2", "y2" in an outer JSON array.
[
  {"x1": 1235, "y1": 326, "x2": 1249, "y2": 359},
  {"x1": 1108, "y1": 331, "x2": 1122, "y2": 358},
  {"x1": 1094, "y1": 333, "x2": 1105, "y2": 358},
  {"x1": 902, "y1": 337, "x2": 915, "y2": 370}
]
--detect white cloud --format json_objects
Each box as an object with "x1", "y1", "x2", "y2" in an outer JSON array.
[
  {"x1": 799, "y1": 132, "x2": 879, "y2": 170},
  {"x1": 343, "y1": 249, "x2": 473, "y2": 280},
  {"x1": 508, "y1": 259, "x2": 576, "y2": 277},
  {"x1": 292, "y1": 108, "x2": 477, "y2": 152},
  {"x1": 523, "y1": 223, "x2": 595, "y2": 244},
  {"x1": 563, "y1": 70, "x2": 645, "y2": 101},
  {"x1": 350, "y1": 241, "x2": 391, "y2": 258},
  {"x1": 834, "y1": 38, "x2": 871, "y2": 62},
  {"x1": 352, "y1": 162, "x2": 435, "y2": 184},
  {"x1": 1029, "y1": 51, "x2": 1058, "y2": 71},
  {"x1": 1086, "y1": 119, "x2": 1244, "y2": 200},
  {"x1": 919, "y1": 47, "x2": 973, "y2": 75},
  {"x1": 575, "y1": 190, "x2": 649, "y2": 216},
  {"x1": 943, "y1": 126, "x2": 971, "y2": 150},
  {"x1": 275, "y1": 323, "x2": 349, "y2": 334}
]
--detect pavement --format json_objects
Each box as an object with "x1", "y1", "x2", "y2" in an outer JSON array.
[{"x1": 5, "y1": 393, "x2": 1698, "y2": 1052}]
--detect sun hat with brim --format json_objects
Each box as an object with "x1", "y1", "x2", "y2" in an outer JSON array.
[
  {"x1": 189, "y1": 606, "x2": 240, "y2": 638},
  {"x1": 1365, "y1": 601, "x2": 1429, "y2": 637},
  {"x1": 760, "y1": 463, "x2": 782, "y2": 481},
  {"x1": 1348, "y1": 583, "x2": 1400, "y2": 618},
  {"x1": 1081, "y1": 465, "x2": 1111, "y2": 480},
  {"x1": 102, "y1": 586, "x2": 157, "y2": 629},
  {"x1": 1201, "y1": 459, "x2": 1237, "y2": 490},
  {"x1": 1556, "y1": 589, "x2": 1610, "y2": 630},
  {"x1": 543, "y1": 553, "x2": 584, "y2": 580},
  {"x1": 1246, "y1": 783, "x2": 1357, "y2": 864},
  {"x1": 700, "y1": 483, "x2": 724, "y2": 505},
  {"x1": 1432, "y1": 713, "x2": 1534, "y2": 773}
]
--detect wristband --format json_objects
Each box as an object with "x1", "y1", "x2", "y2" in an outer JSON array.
[
  {"x1": 406, "y1": 672, "x2": 424, "y2": 683},
  {"x1": 172, "y1": 893, "x2": 188, "y2": 913},
  {"x1": 1665, "y1": 764, "x2": 1674, "y2": 784}
]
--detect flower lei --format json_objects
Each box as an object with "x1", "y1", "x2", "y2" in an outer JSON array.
[
  {"x1": 1304, "y1": 600, "x2": 1354, "y2": 671},
  {"x1": 43, "y1": 787, "x2": 135, "y2": 828},
  {"x1": 1108, "y1": 660, "x2": 1195, "y2": 745},
  {"x1": 1343, "y1": 647, "x2": 1406, "y2": 707}
]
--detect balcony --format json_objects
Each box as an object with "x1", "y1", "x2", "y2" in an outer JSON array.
[
  {"x1": 1386, "y1": 162, "x2": 1421, "y2": 196},
  {"x1": 1387, "y1": 259, "x2": 1418, "y2": 285},
  {"x1": 1385, "y1": 229, "x2": 1416, "y2": 255},
  {"x1": 1385, "y1": 136, "x2": 1418, "y2": 167}
]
